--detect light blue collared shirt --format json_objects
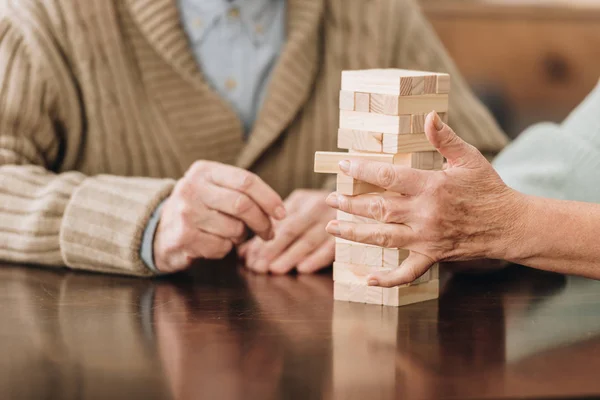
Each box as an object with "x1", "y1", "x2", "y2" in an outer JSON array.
[{"x1": 141, "y1": 0, "x2": 286, "y2": 272}]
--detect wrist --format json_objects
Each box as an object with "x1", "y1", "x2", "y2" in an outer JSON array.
[{"x1": 486, "y1": 189, "x2": 532, "y2": 262}]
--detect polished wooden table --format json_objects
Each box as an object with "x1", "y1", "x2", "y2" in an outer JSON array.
[{"x1": 2, "y1": 258, "x2": 600, "y2": 400}]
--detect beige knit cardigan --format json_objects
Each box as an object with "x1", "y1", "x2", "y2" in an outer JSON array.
[{"x1": 0, "y1": 0, "x2": 508, "y2": 276}]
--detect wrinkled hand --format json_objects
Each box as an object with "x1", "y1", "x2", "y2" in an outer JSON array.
[
  {"x1": 239, "y1": 190, "x2": 336, "y2": 274},
  {"x1": 154, "y1": 161, "x2": 286, "y2": 273},
  {"x1": 325, "y1": 111, "x2": 527, "y2": 287}
]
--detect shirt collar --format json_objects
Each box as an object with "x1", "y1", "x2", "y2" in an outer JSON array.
[{"x1": 179, "y1": 0, "x2": 282, "y2": 45}]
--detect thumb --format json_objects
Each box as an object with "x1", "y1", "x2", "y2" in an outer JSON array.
[
  {"x1": 425, "y1": 111, "x2": 482, "y2": 167},
  {"x1": 367, "y1": 252, "x2": 434, "y2": 288}
]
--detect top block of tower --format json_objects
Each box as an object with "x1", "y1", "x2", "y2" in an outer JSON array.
[{"x1": 341, "y1": 69, "x2": 450, "y2": 96}]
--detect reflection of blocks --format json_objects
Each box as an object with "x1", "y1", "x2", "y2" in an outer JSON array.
[{"x1": 315, "y1": 69, "x2": 450, "y2": 307}]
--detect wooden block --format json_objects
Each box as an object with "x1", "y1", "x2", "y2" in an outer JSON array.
[
  {"x1": 424, "y1": 75, "x2": 437, "y2": 94},
  {"x1": 431, "y1": 263, "x2": 439, "y2": 280},
  {"x1": 381, "y1": 133, "x2": 435, "y2": 154},
  {"x1": 433, "y1": 152, "x2": 444, "y2": 170},
  {"x1": 411, "y1": 114, "x2": 425, "y2": 133},
  {"x1": 354, "y1": 92, "x2": 370, "y2": 112},
  {"x1": 335, "y1": 242, "x2": 352, "y2": 263},
  {"x1": 339, "y1": 90, "x2": 355, "y2": 111},
  {"x1": 440, "y1": 112, "x2": 448, "y2": 123},
  {"x1": 365, "y1": 286, "x2": 383, "y2": 305},
  {"x1": 337, "y1": 210, "x2": 353, "y2": 222},
  {"x1": 436, "y1": 74, "x2": 451, "y2": 94},
  {"x1": 337, "y1": 129, "x2": 383, "y2": 152},
  {"x1": 340, "y1": 110, "x2": 412, "y2": 134},
  {"x1": 336, "y1": 210, "x2": 380, "y2": 225},
  {"x1": 333, "y1": 281, "x2": 351, "y2": 301},
  {"x1": 334, "y1": 262, "x2": 390, "y2": 284},
  {"x1": 410, "y1": 151, "x2": 445, "y2": 171},
  {"x1": 314, "y1": 151, "x2": 411, "y2": 174},
  {"x1": 336, "y1": 173, "x2": 384, "y2": 196},
  {"x1": 369, "y1": 94, "x2": 449, "y2": 116},
  {"x1": 350, "y1": 245, "x2": 383, "y2": 267},
  {"x1": 382, "y1": 248, "x2": 410, "y2": 268},
  {"x1": 413, "y1": 269, "x2": 431, "y2": 285},
  {"x1": 382, "y1": 279, "x2": 439, "y2": 307},
  {"x1": 341, "y1": 69, "x2": 440, "y2": 96}
]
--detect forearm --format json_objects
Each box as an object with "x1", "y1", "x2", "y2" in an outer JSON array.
[{"x1": 502, "y1": 195, "x2": 600, "y2": 279}]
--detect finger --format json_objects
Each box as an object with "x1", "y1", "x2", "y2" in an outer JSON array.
[
  {"x1": 192, "y1": 208, "x2": 247, "y2": 245},
  {"x1": 338, "y1": 160, "x2": 429, "y2": 196},
  {"x1": 237, "y1": 238, "x2": 254, "y2": 259},
  {"x1": 325, "y1": 220, "x2": 412, "y2": 248},
  {"x1": 187, "y1": 229, "x2": 234, "y2": 260},
  {"x1": 252, "y1": 213, "x2": 314, "y2": 271},
  {"x1": 247, "y1": 239, "x2": 268, "y2": 273},
  {"x1": 195, "y1": 182, "x2": 274, "y2": 240},
  {"x1": 207, "y1": 163, "x2": 286, "y2": 220},
  {"x1": 368, "y1": 252, "x2": 434, "y2": 287},
  {"x1": 424, "y1": 111, "x2": 484, "y2": 168},
  {"x1": 269, "y1": 225, "x2": 329, "y2": 275},
  {"x1": 297, "y1": 239, "x2": 335, "y2": 274},
  {"x1": 326, "y1": 191, "x2": 411, "y2": 224}
]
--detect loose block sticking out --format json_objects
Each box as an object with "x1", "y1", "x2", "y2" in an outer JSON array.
[
  {"x1": 314, "y1": 151, "x2": 411, "y2": 174},
  {"x1": 337, "y1": 129, "x2": 383, "y2": 152},
  {"x1": 339, "y1": 91, "x2": 355, "y2": 111},
  {"x1": 354, "y1": 92, "x2": 370, "y2": 112},
  {"x1": 341, "y1": 69, "x2": 449, "y2": 96},
  {"x1": 339, "y1": 110, "x2": 412, "y2": 134},
  {"x1": 369, "y1": 94, "x2": 449, "y2": 116},
  {"x1": 382, "y1": 133, "x2": 435, "y2": 154},
  {"x1": 382, "y1": 279, "x2": 439, "y2": 307},
  {"x1": 383, "y1": 248, "x2": 410, "y2": 268},
  {"x1": 436, "y1": 74, "x2": 451, "y2": 94},
  {"x1": 336, "y1": 173, "x2": 384, "y2": 196},
  {"x1": 411, "y1": 114, "x2": 425, "y2": 134}
]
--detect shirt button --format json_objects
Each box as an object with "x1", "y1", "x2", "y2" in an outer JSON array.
[
  {"x1": 228, "y1": 7, "x2": 240, "y2": 19},
  {"x1": 224, "y1": 78, "x2": 237, "y2": 91}
]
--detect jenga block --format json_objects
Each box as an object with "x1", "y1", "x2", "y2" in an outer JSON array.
[
  {"x1": 433, "y1": 152, "x2": 445, "y2": 170},
  {"x1": 431, "y1": 263, "x2": 439, "y2": 280},
  {"x1": 365, "y1": 286, "x2": 383, "y2": 305},
  {"x1": 350, "y1": 245, "x2": 383, "y2": 267},
  {"x1": 382, "y1": 279, "x2": 439, "y2": 307},
  {"x1": 382, "y1": 133, "x2": 436, "y2": 154},
  {"x1": 335, "y1": 237, "x2": 379, "y2": 248},
  {"x1": 337, "y1": 129, "x2": 383, "y2": 152},
  {"x1": 369, "y1": 94, "x2": 449, "y2": 116},
  {"x1": 436, "y1": 74, "x2": 451, "y2": 94},
  {"x1": 424, "y1": 75, "x2": 437, "y2": 94},
  {"x1": 411, "y1": 151, "x2": 444, "y2": 170},
  {"x1": 336, "y1": 210, "x2": 379, "y2": 224},
  {"x1": 336, "y1": 173, "x2": 384, "y2": 196},
  {"x1": 411, "y1": 114, "x2": 425, "y2": 133},
  {"x1": 354, "y1": 92, "x2": 370, "y2": 112},
  {"x1": 383, "y1": 248, "x2": 410, "y2": 268},
  {"x1": 333, "y1": 281, "x2": 351, "y2": 301},
  {"x1": 334, "y1": 262, "x2": 390, "y2": 284},
  {"x1": 314, "y1": 151, "x2": 411, "y2": 174},
  {"x1": 341, "y1": 69, "x2": 439, "y2": 96},
  {"x1": 339, "y1": 91, "x2": 355, "y2": 111},
  {"x1": 335, "y1": 242, "x2": 352, "y2": 263},
  {"x1": 339, "y1": 110, "x2": 412, "y2": 134},
  {"x1": 413, "y1": 269, "x2": 431, "y2": 285}
]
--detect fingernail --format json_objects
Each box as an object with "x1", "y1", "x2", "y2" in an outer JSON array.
[
  {"x1": 274, "y1": 206, "x2": 286, "y2": 220},
  {"x1": 431, "y1": 110, "x2": 444, "y2": 131},
  {"x1": 368, "y1": 278, "x2": 379, "y2": 286},
  {"x1": 326, "y1": 221, "x2": 341, "y2": 236},
  {"x1": 326, "y1": 192, "x2": 339, "y2": 207},
  {"x1": 255, "y1": 259, "x2": 267, "y2": 272},
  {"x1": 338, "y1": 160, "x2": 351, "y2": 173}
]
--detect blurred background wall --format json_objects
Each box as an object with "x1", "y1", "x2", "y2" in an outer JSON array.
[{"x1": 420, "y1": 0, "x2": 600, "y2": 138}]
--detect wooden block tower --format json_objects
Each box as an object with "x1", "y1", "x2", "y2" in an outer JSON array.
[{"x1": 314, "y1": 69, "x2": 450, "y2": 307}]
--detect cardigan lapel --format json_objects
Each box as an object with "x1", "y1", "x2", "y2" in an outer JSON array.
[{"x1": 236, "y1": 0, "x2": 325, "y2": 169}]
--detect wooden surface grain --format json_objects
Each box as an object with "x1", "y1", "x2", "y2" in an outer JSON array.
[{"x1": 2, "y1": 258, "x2": 600, "y2": 399}]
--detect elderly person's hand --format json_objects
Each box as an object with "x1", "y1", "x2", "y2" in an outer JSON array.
[
  {"x1": 325, "y1": 111, "x2": 528, "y2": 288},
  {"x1": 239, "y1": 189, "x2": 336, "y2": 274},
  {"x1": 154, "y1": 161, "x2": 286, "y2": 273}
]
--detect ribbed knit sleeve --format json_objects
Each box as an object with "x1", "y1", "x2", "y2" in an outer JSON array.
[
  {"x1": 394, "y1": 0, "x2": 509, "y2": 154},
  {"x1": 0, "y1": 16, "x2": 174, "y2": 276}
]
